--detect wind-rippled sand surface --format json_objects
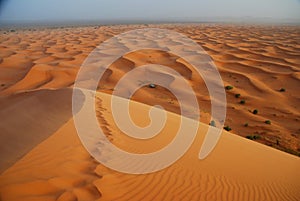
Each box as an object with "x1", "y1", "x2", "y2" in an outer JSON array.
[{"x1": 0, "y1": 24, "x2": 299, "y2": 200}]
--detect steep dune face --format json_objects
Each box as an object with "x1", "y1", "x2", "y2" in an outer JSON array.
[
  {"x1": 0, "y1": 117, "x2": 101, "y2": 201},
  {"x1": 0, "y1": 92, "x2": 299, "y2": 201},
  {"x1": 0, "y1": 88, "x2": 73, "y2": 173}
]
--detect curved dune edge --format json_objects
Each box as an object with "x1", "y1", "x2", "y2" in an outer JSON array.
[{"x1": 0, "y1": 92, "x2": 299, "y2": 201}]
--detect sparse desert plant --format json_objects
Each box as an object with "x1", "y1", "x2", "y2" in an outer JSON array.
[
  {"x1": 210, "y1": 120, "x2": 216, "y2": 127},
  {"x1": 240, "y1": 100, "x2": 246, "y2": 104},
  {"x1": 252, "y1": 109, "x2": 258, "y2": 114},
  {"x1": 246, "y1": 135, "x2": 260, "y2": 140},
  {"x1": 265, "y1": 120, "x2": 271, "y2": 124},
  {"x1": 244, "y1": 122, "x2": 248, "y2": 127},
  {"x1": 246, "y1": 135, "x2": 253, "y2": 140},
  {"x1": 235, "y1": 94, "x2": 241, "y2": 98},
  {"x1": 253, "y1": 135, "x2": 260, "y2": 140},
  {"x1": 279, "y1": 88, "x2": 286, "y2": 92},
  {"x1": 148, "y1": 83, "x2": 156, "y2": 88},
  {"x1": 223, "y1": 126, "x2": 232, "y2": 131},
  {"x1": 225, "y1": 85, "x2": 233, "y2": 90},
  {"x1": 10, "y1": 29, "x2": 16, "y2": 32}
]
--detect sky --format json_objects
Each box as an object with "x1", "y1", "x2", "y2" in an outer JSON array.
[{"x1": 0, "y1": 0, "x2": 300, "y2": 24}]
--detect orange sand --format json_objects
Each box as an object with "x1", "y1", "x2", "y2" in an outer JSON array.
[
  {"x1": 0, "y1": 92, "x2": 299, "y2": 201},
  {"x1": 0, "y1": 24, "x2": 300, "y2": 200}
]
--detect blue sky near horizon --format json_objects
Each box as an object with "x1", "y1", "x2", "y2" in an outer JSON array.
[{"x1": 0, "y1": 0, "x2": 299, "y2": 23}]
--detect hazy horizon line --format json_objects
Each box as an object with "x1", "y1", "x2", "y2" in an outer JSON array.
[{"x1": 1, "y1": 17, "x2": 300, "y2": 28}]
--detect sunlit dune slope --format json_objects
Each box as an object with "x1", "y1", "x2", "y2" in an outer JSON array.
[{"x1": 0, "y1": 91, "x2": 299, "y2": 201}]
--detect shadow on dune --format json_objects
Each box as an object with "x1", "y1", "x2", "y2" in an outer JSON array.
[{"x1": 0, "y1": 88, "x2": 74, "y2": 173}]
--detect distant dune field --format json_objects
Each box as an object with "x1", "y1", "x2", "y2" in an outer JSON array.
[{"x1": 0, "y1": 24, "x2": 299, "y2": 200}]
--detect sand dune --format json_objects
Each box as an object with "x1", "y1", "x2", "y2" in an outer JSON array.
[
  {"x1": 0, "y1": 88, "x2": 73, "y2": 173},
  {"x1": 94, "y1": 25, "x2": 300, "y2": 155},
  {"x1": 0, "y1": 24, "x2": 300, "y2": 200},
  {"x1": 1, "y1": 25, "x2": 299, "y2": 155},
  {"x1": 0, "y1": 92, "x2": 299, "y2": 201}
]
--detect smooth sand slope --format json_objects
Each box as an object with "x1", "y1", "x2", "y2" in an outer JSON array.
[
  {"x1": 0, "y1": 88, "x2": 73, "y2": 173},
  {"x1": 0, "y1": 92, "x2": 299, "y2": 201}
]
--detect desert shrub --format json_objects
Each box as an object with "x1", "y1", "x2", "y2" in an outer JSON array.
[
  {"x1": 246, "y1": 135, "x2": 260, "y2": 140},
  {"x1": 225, "y1": 85, "x2": 233, "y2": 90},
  {"x1": 244, "y1": 122, "x2": 248, "y2": 127},
  {"x1": 210, "y1": 120, "x2": 216, "y2": 127},
  {"x1": 148, "y1": 84, "x2": 156, "y2": 88},
  {"x1": 10, "y1": 29, "x2": 16, "y2": 32},
  {"x1": 223, "y1": 126, "x2": 232, "y2": 131},
  {"x1": 240, "y1": 100, "x2": 246, "y2": 104},
  {"x1": 265, "y1": 120, "x2": 271, "y2": 124},
  {"x1": 246, "y1": 135, "x2": 253, "y2": 140},
  {"x1": 279, "y1": 88, "x2": 286, "y2": 92},
  {"x1": 252, "y1": 109, "x2": 258, "y2": 114},
  {"x1": 253, "y1": 135, "x2": 260, "y2": 140},
  {"x1": 235, "y1": 94, "x2": 241, "y2": 98}
]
